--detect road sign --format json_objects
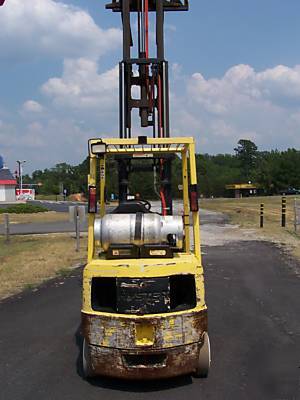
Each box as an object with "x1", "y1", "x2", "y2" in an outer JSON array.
[
  {"x1": 69, "y1": 205, "x2": 86, "y2": 223},
  {"x1": 69, "y1": 205, "x2": 86, "y2": 252}
]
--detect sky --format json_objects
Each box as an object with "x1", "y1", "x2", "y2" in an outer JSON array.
[{"x1": 1, "y1": 0, "x2": 300, "y2": 173}]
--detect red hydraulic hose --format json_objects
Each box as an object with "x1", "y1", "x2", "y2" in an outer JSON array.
[
  {"x1": 160, "y1": 189, "x2": 167, "y2": 216},
  {"x1": 145, "y1": 0, "x2": 149, "y2": 58}
]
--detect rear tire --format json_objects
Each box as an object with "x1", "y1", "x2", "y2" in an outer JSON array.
[
  {"x1": 193, "y1": 332, "x2": 211, "y2": 378},
  {"x1": 82, "y1": 338, "x2": 96, "y2": 379}
]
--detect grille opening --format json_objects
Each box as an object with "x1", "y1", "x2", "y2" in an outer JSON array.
[
  {"x1": 91, "y1": 275, "x2": 197, "y2": 314},
  {"x1": 116, "y1": 277, "x2": 170, "y2": 315},
  {"x1": 91, "y1": 278, "x2": 117, "y2": 312},
  {"x1": 170, "y1": 275, "x2": 196, "y2": 312},
  {"x1": 123, "y1": 354, "x2": 166, "y2": 367}
]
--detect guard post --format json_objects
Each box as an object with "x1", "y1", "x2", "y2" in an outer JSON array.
[
  {"x1": 281, "y1": 196, "x2": 287, "y2": 228},
  {"x1": 260, "y1": 203, "x2": 264, "y2": 228}
]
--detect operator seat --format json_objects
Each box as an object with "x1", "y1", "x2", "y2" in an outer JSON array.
[{"x1": 112, "y1": 201, "x2": 151, "y2": 214}]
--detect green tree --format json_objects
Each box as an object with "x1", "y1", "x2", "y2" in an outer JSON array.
[
  {"x1": 23, "y1": 144, "x2": 300, "y2": 199},
  {"x1": 234, "y1": 139, "x2": 258, "y2": 181}
]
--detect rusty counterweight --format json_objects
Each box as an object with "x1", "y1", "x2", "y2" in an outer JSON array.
[{"x1": 82, "y1": 309, "x2": 207, "y2": 379}]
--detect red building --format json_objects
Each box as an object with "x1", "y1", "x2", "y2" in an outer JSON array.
[{"x1": 0, "y1": 167, "x2": 17, "y2": 202}]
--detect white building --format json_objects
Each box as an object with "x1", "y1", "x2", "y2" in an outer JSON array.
[{"x1": 0, "y1": 167, "x2": 17, "y2": 202}]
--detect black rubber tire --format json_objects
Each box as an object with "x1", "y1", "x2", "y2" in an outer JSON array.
[
  {"x1": 82, "y1": 339, "x2": 96, "y2": 379},
  {"x1": 193, "y1": 332, "x2": 211, "y2": 378}
]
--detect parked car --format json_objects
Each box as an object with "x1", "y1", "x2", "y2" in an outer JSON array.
[{"x1": 279, "y1": 188, "x2": 300, "y2": 195}]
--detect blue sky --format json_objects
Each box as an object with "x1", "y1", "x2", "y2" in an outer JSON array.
[
  {"x1": 59, "y1": 0, "x2": 300, "y2": 75},
  {"x1": 1, "y1": 0, "x2": 300, "y2": 173}
]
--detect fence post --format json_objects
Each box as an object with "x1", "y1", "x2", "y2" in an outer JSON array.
[
  {"x1": 75, "y1": 206, "x2": 80, "y2": 252},
  {"x1": 281, "y1": 196, "x2": 287, "y2": 228},
  {"x1": 295, "y1": 198, "x2": 299, "y2": 234},
  {"x1": 4, "y1": 213, "x2": 10, "y2": 243},
  {"x1": 260, "y1": 203, "x2": 264, "y2": 228}
]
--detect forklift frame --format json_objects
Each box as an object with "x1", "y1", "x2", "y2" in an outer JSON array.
[
  {"x1": 87, "y1": 136, "x2": 200, "y2": 261},
  {"x1": 81, "y1": 136, "x2": 209, "y2": 380}
]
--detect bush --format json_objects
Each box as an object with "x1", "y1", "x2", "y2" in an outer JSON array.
[{"x1": 0, "y1": 204, "x2": 48, "y2": 214}]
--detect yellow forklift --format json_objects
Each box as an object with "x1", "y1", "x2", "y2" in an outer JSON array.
[
  {"x1": 82, "y1": 136, "x2": 210, "y2": 379},
  {"x1": 81, "y1": 0, "x2": 210, "y2": 380}
]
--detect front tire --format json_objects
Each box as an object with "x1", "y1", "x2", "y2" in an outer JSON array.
[
  {"x1": 82, "y1": 338, "x2": 96, "y2": 379},
  {"x1": 193, "y1": 332, "x2": 211, "y2": 378}
]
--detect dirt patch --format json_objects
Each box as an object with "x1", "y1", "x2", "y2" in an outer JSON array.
[
  {"x1": 200, "y1": 196, "x2": 300, "y2": 261},
  {"x1": 0, "y1": 234, "x2": 86, "y2": 300}
]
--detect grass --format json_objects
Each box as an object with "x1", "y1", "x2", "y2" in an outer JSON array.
[
  {"x1": 35, "y1": 194, "x2": 65, "y2": 201},
  {"x1": 35, "y1": 194, "x2": 87, "y2": 202},
  {"x1": 0, "y1": 204, "x2": 48, "y2": 214},
  {"x1": 56, "y1": 267, "x2": 74, "y2": 277},
  {"x1": 0, "y1": 234, "x2": 87, "y2": 300},
  {"x1": 0, "y1": 211, "x2": 69, "y2": 224},
  {"x1": 200, "y1": 195, "x2": 300, "y2": 259}
]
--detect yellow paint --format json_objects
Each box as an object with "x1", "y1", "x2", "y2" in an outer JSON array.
[
  {"x1": 189, "y1": 142, "x2": 201, "y2": 261},
  {"x1": 226, "y1": 183, "x2": 258, "y2": 190},
  {"x1": 90, "y1": 137, "x2": 194, "y2": 147},
  {"x1": 82, "y1": 253, "x2": 206, "y2": 314},
  {"x1": 83, "y1": 136, "x2": 208, "y2": 352},
  {"x1": 99, "y1": 156, "x2": 106, "y2": 217},
  {"x1": 87, "y1": 156, "x2": 97, "y2": 262},
  {"x1": 182, "y1": 150, "x2": 190, "y2": 253},
  {"x1": 135, "y1": 324, "x2": 155, "y2": 346}
]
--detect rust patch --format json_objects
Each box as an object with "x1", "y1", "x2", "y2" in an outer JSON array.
[
  {"x1": 82, "y1": 309, "x2": 208, "y2": 350},
  {"x1": 87, "y1": 342, "x2": 200, "y2": 380},
  {"x1": 192, "y1": 309, "x2": 208, "y2": 334}
]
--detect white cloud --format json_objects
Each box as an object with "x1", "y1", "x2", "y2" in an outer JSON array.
[
  {"x1": 22, "y1": 100, "x2": 44, "y2": 113},
  {"x1": 171, "y1": 64, "x2": 300, "y2": 152},
  {"x1": 0, "y1": 116, "x2": 96, "y2": 172},
  {"x1": 41, "y1": 58, "x2": 119, "y2": 112},
  {"x1": 3, "y1": 62, "x2": 300, "y2": 172},
  {"x1": 0, "y1": 0, "x2": 121, "y2": 61}
]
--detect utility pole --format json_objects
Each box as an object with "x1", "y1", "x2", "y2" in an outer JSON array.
[{"x1": 16, "y1": 160, "x2": 26, "y2": 196}]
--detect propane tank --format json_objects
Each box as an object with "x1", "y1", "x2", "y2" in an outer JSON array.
[{"x1": 94, "y1": 214, "x2": 184, "y2": 251}]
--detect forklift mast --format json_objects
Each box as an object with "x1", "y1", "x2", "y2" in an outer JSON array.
[{"x1": 106, "y1": 0, "x2": 189, "y2": 215}]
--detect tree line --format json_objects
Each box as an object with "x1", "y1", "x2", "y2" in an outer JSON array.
[{"x1": 23, "y1": 140, "x2": 300, "y2": 198}]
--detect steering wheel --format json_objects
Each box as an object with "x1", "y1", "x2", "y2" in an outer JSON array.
[
  {"x1": 126, "y1": 198, "x2": 152, "y2": 211},
  {"x1": 138, "y1": 199, "x2": 152, "y2": 211}
]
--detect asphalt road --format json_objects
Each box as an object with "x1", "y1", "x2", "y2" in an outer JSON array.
[
  {"x1": 0, "y1": 200, "x2": 86, "y2": 213},
  {"x1": 0, "y1": 202, "x2": 227, "y2": 235},
  {"x1": 1, "y1": 241, "x2": 299, "y2": 400},
  {"x1": 28, "y1": 200, "x2": 87, "y2": 213},
  {"x1": 0, "y1": 220, "x2": 86, "y2": 235},
  {"x1": 26, "y1": 200, "x2": 227, "y2": 224}
]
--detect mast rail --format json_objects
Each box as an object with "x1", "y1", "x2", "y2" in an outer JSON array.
[{"x1": 106, "y1": 0, "x2": 189, "y2": 12}]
